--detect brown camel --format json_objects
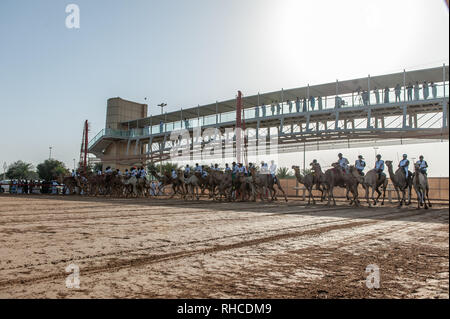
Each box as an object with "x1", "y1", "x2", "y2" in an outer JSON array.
[
  {"x1": 412, "y1": 163, "x2": 432, "y2": 209},
  {"x1": 292, "y1": 165, "x2": 325, "y2": 205},
  {"x1": 351, "y1": 168, "x2": 388, "y2": 207},
  {"x1": 385, "y1": 160, "x2": 412, "y2": 207},
  {"x1": 323, "y1": 164, "x2": 360, "y2": 206}
]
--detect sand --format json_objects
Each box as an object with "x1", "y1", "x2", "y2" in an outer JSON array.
[{"x1": 0, "y1": 195, "x2": 448, "y2": 299}]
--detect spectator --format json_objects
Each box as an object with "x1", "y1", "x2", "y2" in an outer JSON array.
[
  {"x1": 262, "y1": 104, "x2": 266, "y2": 117},
  {"x1": 295, "y1": 97, "x2": 300, "y2": 113},
  {"x1": 423, "y1": 81, "x2": 429, "y2": 100},
  {"x1": 414, "y1": 81, "x2": 420, "y2": 100},
  {"x1": 318, "y1": 96, "x2": 323, "y2": 110},
  {"x1": 302, "y1": 97, "x2": 307, "y2": 112},
  {"x1": 406, "y1": 82, "x2": 413, "y2": 101},
  {"x1": 362, "y1": 91, "x2": 369, "y2": 106},
  {"x1": 431, "y1": 82, "x2": 437, "y2": 99},
  {"x1": 288, "y1": 100, "x2": 293, "y2": 113},
  {"x1": 309, "y1": 96, "x2": 315, "y2": 111},
  {"x1": 254, "y1": 106, "x2": 259, "y2": 118},
  {"x1": 394, "y1": 84, "x2": 401, "y2": 102},
  {"x1": 384, "y1": 87, "x2": 390, "y2": 104},
  {"x1": 270, "y1": 101, "x2": 275, "y2": 116},
  {"x1": 373, "y1": 87, "x2": 380, "y2": 104}
]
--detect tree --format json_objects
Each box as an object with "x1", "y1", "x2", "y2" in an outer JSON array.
[
  {"x1": 147, "y1": 162, "x2": 178, "y2": 174},
  {"x1": 6, "y1": 161, "x2": 36, "y2": 180},
  {"x1": 277, "y1": 167, "x2": 293, "y2": 179},
  {"x1": 36, "y1": 159, "x2": 69, "y2": 181}
]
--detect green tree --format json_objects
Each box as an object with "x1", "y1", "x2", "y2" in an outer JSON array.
[
  {"x1": 36, "y1": 159, "x2": 68, "y2": 181},
  {"x1": 301, "y1": 168, "x2": 312, "y2": 176},
  {"x1": 147, "y1": 162, "x2": 178, "y2": 174},
  {"x1": 6, "y1": 161, "x2": 35, "y2": 180},
  {"x1": 277, "y1": 167, "x2": 293, "y2": 179}
]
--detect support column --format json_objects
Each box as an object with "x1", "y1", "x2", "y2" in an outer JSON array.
[
  {"x1": 134, "y1": 139, "x2": 140, "y2": 155},
  {"x1": 403, "y1": 69, "x2": 408, "y2": 128},
  {"x1": 367, "y1": 108, "x2": 373, "y2": 128},
  {"x1": 306, "y1": 114, "x2": 311, "y2": 131},
  {"x1": 126, "y1": 139, "x2": 131, "y2": 155},
  {"x1": 335, "y1": 110, "x2": 340, "y2": 129}
]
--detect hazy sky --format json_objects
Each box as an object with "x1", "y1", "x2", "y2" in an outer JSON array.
[{"x1": 0, "y1": 0, "x2": 449, "y2": 175}]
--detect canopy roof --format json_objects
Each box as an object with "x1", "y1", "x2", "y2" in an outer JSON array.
[{"x1": 124, "y1": 65, "x2": 448, "y2": 128}]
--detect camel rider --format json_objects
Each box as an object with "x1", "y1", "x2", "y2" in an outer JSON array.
[
  {"x1": 71, "y1": 170, "x2": 76, "y2": 177},
  {"x1": 140, "y1": 167, "x2": 147, "y2": 178},
  {"x1": 131, "y1": 167, "x2": 138, "y2": 177},
  {"x1": 214, "y1": 164, "x2": 220, "y2": 171},
  {"x1": 124, "y1": 169, "x2": 130, "y2": 178},
  {"x1": 232, "y1": 162, "x2": 239, "y2": 174},
  {"x1": 225, "y1": 163, "x2": 231, "y2": 172},
  {"x1": 399, "y1": 154, "x2": 410, "y2": 178},
  {"x1": 270, "y1": 161, "x2": 277, "y2": 181},
  {"x1": 105, "y1": 166, "x2": 112, "y2": 174},
  {"x1": 355, "y1": 155, "x2": 366, "y2": 176},
  {"x1": 97, "y1": 169, "x2": 102, "y2": 176},
  {"x1": 184, "y1": 164, "x2": 191, "y2": 178},
  {"x1": 116, "y1": 169, "x2": 122, "y2": 176},
  {"x1": 171, "y1": 169, "x2": 178, "y2": 180},
  {"x1": 338, "y1": 153, "x2": 349, "y2": 173},
  {"x1": 194, "y1": 163, "x2": 202, "y2": 173},
  {"x1": 375, "y1": 154, "x2": 385, "y2": 180},
  {"x1": 261, "y1": 161, "x2": 269, "y2": 174},
  {"x1": 201, "y1": 166, "x2": 208, "y2": 178},
  {"x1": 416, "y1": 155, "x2": 428, "y2": 175},
  {"x1": 238, "y1": 163, "x2": 248, "y2": 175}
]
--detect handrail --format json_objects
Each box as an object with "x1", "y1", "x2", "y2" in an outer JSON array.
[{"x1": 88, "y1": 82, "x2": 449, "y2": 148}]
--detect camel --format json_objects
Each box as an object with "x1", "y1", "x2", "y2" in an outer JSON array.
[
  {"x1": 216, "y1": 171, "x2": 233, "y2": 201},
  {"x1": 58, "y1": 175, "x2": 77, "y2": 195},
  {"x1": 412, "y1": 163, "x2": 432, "y2": 209},
  {"x1": 292, "y1": 165, "x2": 326, "y2": 205},
  {"x1": 250, "y1": 167, "x2": 272, "y2": 201},
  {"x1": 184, "y1": 173, "x2": 202, "y2": 200},
  {"x1": 266, "y1": 173, "x2": 288, "y2": 202},
  {"x1": 323, "y1": 164, "x2": 360, "y2": 206},
  {"x1": 385, "y1": 160, "x2": 412, "y2": 207},
  {"x1": 351, "y1": 168, "x2": 388, "y2": 207}
]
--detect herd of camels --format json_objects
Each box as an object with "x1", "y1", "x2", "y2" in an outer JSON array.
[{"x1": 60, "y1": 160, "x2": 432, "y2": 209}]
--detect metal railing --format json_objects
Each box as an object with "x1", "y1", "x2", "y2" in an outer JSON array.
[{"x1": 89, "y1": 82, "x2": 449, "y2": 148}]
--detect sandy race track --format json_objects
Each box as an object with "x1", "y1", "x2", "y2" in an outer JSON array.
[{"x1": 0, "y1": 195, "x2": 448, "y2": 299}]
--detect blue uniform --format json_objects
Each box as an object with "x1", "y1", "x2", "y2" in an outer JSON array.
[{"x1": 399, "y1": 159, "x2": 410, "y2": 178}]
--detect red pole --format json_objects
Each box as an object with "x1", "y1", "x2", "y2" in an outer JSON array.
[{"x1": 236, "y1": 91, "x2": 242, "y2": 163}]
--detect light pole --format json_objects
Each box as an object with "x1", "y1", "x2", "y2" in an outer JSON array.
[
  {"x1": 73, "y1": 158, "x2": 76, "y2": 170},
  {"x1": 49, "y1": 146, "x2": 52, "y2": 160},
  {"x1": 373, "y1": 147, "x2": 379, "y2": 158},
  {"x1": 2, "y1": 162, "x2": 6, "y2": 180},
  {"x1": 158, "y1": 103, "x2": 167, "y2": 115}
]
